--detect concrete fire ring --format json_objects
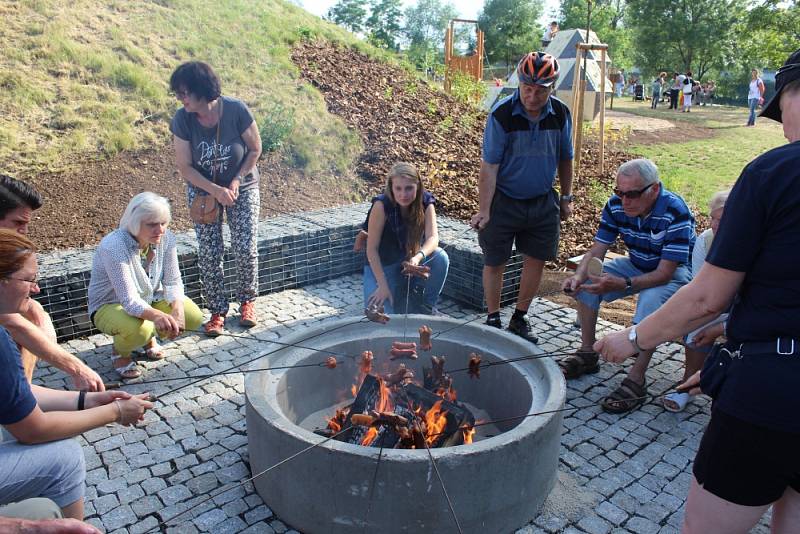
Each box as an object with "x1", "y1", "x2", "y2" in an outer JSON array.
[{"x1": 245, "y1": 315, "x2": 566, "y2": 533}]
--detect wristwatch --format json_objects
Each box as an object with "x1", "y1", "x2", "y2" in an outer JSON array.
[
  {"x1": 628, "y1": 325, "x2": 644, "y2": 352},
  {"x1": 560, "y1": 194, "x2": 574, "y2": 202},
  {"x1": 624, "y1": 276, "x2": 633, "y2": 290}
]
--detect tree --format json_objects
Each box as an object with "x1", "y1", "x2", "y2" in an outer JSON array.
[
  {"x1": 326, "y1": 0, "x2": 368, "y2": 34},
  {"x1": 479, "y1": 0, "x2": 543, "y2": 68},
  {"x1": 625, "y1": 0, "x2": 747, "y2": 80},
  {"x1": 365, "y1": 0, "x2": 404, "y2": 50},
  {"x1": 734, "y1": 0, "x2": 800, "y2": 69},
  {"x1": 403, "y1": 0, "x2": 459, "y2": 69},
  {"x1": 558, "y1": 0, "x2": 632, "y2": 68}
]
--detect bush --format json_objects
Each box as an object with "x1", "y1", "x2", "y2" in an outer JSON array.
[
  {"x1": 259, "y1": 102, "x2": 295, "y2": 154},
  {"x1": 447, "y1": 69, "x2": 486, "y2": 105}
]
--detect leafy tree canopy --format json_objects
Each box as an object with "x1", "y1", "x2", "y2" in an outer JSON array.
[
  {"x1": 366, "y1": 0, "x2": 404, "y2": 50},
  {"x1": 479, "y1": 0, "x2": 543, "y2": 67},
  {"x1": 326, "y1": 0, "x2": 368, "y2": 34}
]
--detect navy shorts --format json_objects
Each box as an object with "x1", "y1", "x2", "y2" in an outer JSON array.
[
  {"x1": 478, "y1": 189, "x2": 560, "y2": 266},
  {"x1": 693, "y1": 408, "x2": 800, "y2": 506}
]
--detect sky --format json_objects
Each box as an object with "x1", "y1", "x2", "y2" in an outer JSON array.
[{"x1": 300, "y1": 0, "x2": 561, "y2": 26}]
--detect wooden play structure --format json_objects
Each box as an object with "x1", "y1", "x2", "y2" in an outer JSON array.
[
  {"x1": 444, "y1": 19, "x2": 484, "y2": 93},
  {"x1": 570, "y1": 42, "x2": 609, "y2": 174}
]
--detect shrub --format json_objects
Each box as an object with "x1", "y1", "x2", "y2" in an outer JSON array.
[
  {"x1": 259, "y1": 102, "x2": 295, "y2": 154},
  {"x1": 447, "y1": 69, "x2": 486, "y2": 105}
]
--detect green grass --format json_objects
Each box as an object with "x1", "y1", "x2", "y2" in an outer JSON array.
[
  {"x1": 0, "y1": 0, "x2": 398, "y2": 174},
  {"x1": 610, "y1": 100, "x2": 786, "y2": 214}
]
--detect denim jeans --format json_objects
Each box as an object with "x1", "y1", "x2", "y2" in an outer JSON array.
[
  {"x1": 363, "y1": 248, "x2": 449, "y2": 314},
  {"x1": 748, "y1": 98, "x2": 759, "y2": 125}
]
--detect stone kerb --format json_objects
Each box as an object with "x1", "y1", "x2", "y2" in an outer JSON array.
[{"x1": 34, "y1": 204, "x2": 526, "y2": 342}]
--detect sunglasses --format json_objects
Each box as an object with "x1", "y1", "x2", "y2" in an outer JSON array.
[{"x1": 613, "y1": 182, "x2": 654, "y2": 200}]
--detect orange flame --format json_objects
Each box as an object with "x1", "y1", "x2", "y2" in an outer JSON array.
[
  {"x1": 360, "y1": 426, "x2": 379, "y2": 446},
  {"x1": 327, "y1": 417, "x2": 342, "y2": 433},
  {"x1": 375, "y1": 378, "x2": 394, "y2": 413},
  {"x1": 462, "y1": 427, "x2": 476, "y2": 444},
  {"x1": 351, "y1": 384, "x2": 358, "y2": 397},
  {"x1": 424, "y1": 400, "x2": 448, "y2": 447}
]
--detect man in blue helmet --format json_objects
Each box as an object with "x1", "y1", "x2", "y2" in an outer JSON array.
[{"x1": 471, "y1": 51, "x2": 574, "y2": 344}]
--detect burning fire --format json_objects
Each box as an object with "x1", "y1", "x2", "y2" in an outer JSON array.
[
  {"x1": 423, "y1": 400, "x2": 448, "y2": 447},
  {"x1": 462, "y1": 427, "x2": 476, "y2": 444},
  {"x1": 361, "y1": 427, "x2": 379, "y2": 446}
]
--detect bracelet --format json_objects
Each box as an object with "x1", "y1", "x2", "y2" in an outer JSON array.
[
  {"x1": 77, "y1": 390, "x2": 86, "y2": 411},
  {"x1": 417, "y1": 250, "x2": 426, "y2": 262},
  {"x1": 113, "y1": 400, "x2": 123, "y2": 424}
]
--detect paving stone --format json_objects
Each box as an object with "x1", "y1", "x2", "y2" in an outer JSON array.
[
  {"x1": 578, "y1": 514, "x2": 613, "y2": 534},
  {"x1": 215, "y1": 517, "x2": 248, "y2": 533},
  {"x1": 596, "y1": 501, "x2": 628, "y2": 526},
  {"x1": 97, "y1": 477, "x2": 128, "y2": 496},
  {"x1": 186, "y1": 473, "x2": 219, "y2": 495},
  {"x1": 93, "y1": 494, "x2": 120, "y2": 515},
  {"x1": 117, "y1": 484, "x2": 145, "y2": 505},
  {"x1": 142, "y1": 477, "x2": 168, "y2": 495},
  {"x1": 158, "y1": 484, "x2": 193, "y2": 506},
  {"x1": 193, "y1": 509, "x2": 227, "y2": 531},
  {"x1": 241, "y1": 522, "x2": 276, "y2": 534},
  {"x1": 245, "y1": 505, "x2": 273, "y2": 524},
  {"x1": 132, "y1": 495, "x2": 164, "y2": 518},
  {"x1": 625, "y1": 516, "x2": 661, "y2": 534},
  {"x1": 102, "y1": 504, "x2": 137, "y2": 531},
  {"x1": 129, "y1": 515, "x2": 159, "y2": 534}
]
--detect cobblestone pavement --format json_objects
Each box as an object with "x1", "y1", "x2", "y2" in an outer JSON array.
[{"x1": 35, "y1": 274, "x2": 771, "y2": 534}]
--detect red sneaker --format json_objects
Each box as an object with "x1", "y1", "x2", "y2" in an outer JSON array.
[
  {"x1": 240, "y1": 301, "x2": 257, "y2": 327},
  {"x1": 204, "y1": 314, "x2": 225, "y2": 337}
]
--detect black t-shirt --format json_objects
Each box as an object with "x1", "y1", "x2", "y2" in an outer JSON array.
[
  {"x1": 363, "y1": 192, "x2": 436, "y2": 266},
  {"x1": 170, "y1": 96, "x2": 259, "y2": 190},
  {"x1": 706, "y1": 140, "x2": 800, "y2": 433}
]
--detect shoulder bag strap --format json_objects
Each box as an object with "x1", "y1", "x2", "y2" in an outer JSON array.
[{"x1": 210, "y1": 98, "x2": 224, "y2": 185}]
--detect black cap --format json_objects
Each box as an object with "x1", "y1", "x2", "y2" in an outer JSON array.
[{"x1": 760, "y1": 48, "x2": 800, "y2": 123}]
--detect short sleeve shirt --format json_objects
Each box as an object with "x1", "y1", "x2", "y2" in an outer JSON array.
[
  {"x1": 595, "y1": 186, "x2": 696, "y2": 272},
  {"x1": 170, "y1": 96, "x2": 259, "y2": 190},
  {"x1": 0, "y1": 327, "x2": 37, "y2": 425},
  {"x1": 482, "y1": 92, "x2": 573, "y2": 199},
  {"x1": 706, "y1": 141, "x2": 800, "y2": 432}
]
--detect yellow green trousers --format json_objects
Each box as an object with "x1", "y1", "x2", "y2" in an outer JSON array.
[{"x1": 93, "y1": 297, "x2": 203, "y2": 357}]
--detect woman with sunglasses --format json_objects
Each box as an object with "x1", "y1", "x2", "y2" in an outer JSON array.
[
  {"x1": 0, "y1": 230, "x2": 152, "y2": 523},
  {"x1": 595, "y1": 48, "x2": 800, "y2": 533},
  {"x1": 170, "y1": 61, "x2": 263, "y2": 336}
]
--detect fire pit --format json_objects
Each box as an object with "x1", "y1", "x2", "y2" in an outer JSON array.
[{"x1": 245, "y1": 315, "x2": 565, "y2": 533}]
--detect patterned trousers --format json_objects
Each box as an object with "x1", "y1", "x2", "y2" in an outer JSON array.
[{"x1": 188, "y1": 186, "x2": 260, "y2": 315}]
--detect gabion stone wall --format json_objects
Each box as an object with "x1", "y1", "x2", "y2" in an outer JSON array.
[{"x1": 35, "y1": 204, "x2": 525, "y2": 342}]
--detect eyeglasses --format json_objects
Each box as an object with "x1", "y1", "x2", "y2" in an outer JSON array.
[
  {"x1": 776, "y1": 63, "x2": 800, "y2": 77},
  {"x1": 613, "y1": 183, "x2": 654, "y2": 200},
  {"x1": 5, "y1": 275, "x2": 39, "y2": 286}
]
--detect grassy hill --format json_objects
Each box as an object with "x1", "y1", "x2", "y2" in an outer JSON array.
[{"x1": 0, "y1": 0, "x2": 390, "y2": 175}]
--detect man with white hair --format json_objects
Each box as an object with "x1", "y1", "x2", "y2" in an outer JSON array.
[{"x1": 561, "y1": 158, "x2": 696, "y2": 413}]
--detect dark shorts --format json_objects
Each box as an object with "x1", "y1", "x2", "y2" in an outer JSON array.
[
  {"x1": 693, "y1": 407, "x2": 800, "y2": 506},
  {"x1": 478, "y1": 189, "x2": 560, "y2": 266}
]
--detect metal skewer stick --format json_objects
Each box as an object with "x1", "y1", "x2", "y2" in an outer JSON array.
[
  {"x1": 155, "y1": 424, "x2": 354, "y2": 531},
  {"x1": 420, "y1": 417, "x2": 464, "y2": 534}
]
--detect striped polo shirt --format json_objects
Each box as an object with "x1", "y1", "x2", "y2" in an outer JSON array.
[
  {"x1": 596, "y1": 185, "x2": 696, "y2": 272},
  {"x1": 482, "y1": 90, "x2": 573, "y2": 199}
]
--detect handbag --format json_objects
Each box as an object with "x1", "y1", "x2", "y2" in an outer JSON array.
[
  {"x1": 189, "y1": 98, "x2": 224, "y2": 224},
  {"x1": 699, "y1": 342, "x2": 734, "y2": 399}
]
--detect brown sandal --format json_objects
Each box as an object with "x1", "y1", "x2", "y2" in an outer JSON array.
[
  {"x1": 558, "y1": 351, "x2": 600, "y2": 379},
  {"x1": 602, "y1": 377, "x2": 648, "y2": 414}
]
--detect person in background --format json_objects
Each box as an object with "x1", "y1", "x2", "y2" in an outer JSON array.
[
  {"x1": 88, "y1": 192, "x2": 203, "y2": 380},
  {"x1": 471, "y1": 51, "x2": 573, "y2": 345},
  {"x1": 0, "y1": 229, "x2": 153, "y2": 522},
  {"x1": 0, "y1": 175, "x2": 104, "y2": 391},
  {"x1": 651, "y1": 73, "x2": 665, "y2": 109},
  {"x1": 541, "y1": 21, "x2": 558, "y2": 48},
  {"x1": 170, "y1": 60, "x2": 263, "y2": 336},
  {"x1": 662, "y1": 189, "x2": 730, "y2": 412},
  {"x1": 669, "y1": 72, "x2": 681, "y2": 110},
  {"x1": 682, "y1": 71, "x2": 694, "y2": 112},
  {"x1": 362, "y1": 162, "x2": 449, "y2": 315},
  {"x1": 747, "y1": 68, "x2": 766, "y2": 126},
  {"x1": 593, "y1": 47, "x2": 800, "y2": 533}
]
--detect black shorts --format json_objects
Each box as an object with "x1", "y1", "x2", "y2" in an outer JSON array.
[
  {"x1": 693, "y1": 408, "x2": 800, "y2": 506},
  {"x1": 478, "y1": 189, "x2": 560, "y2": 266}
]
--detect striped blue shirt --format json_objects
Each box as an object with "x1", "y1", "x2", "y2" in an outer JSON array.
[{"x1": 595, "y1": 185, "x2": 695, "y2": 272}]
